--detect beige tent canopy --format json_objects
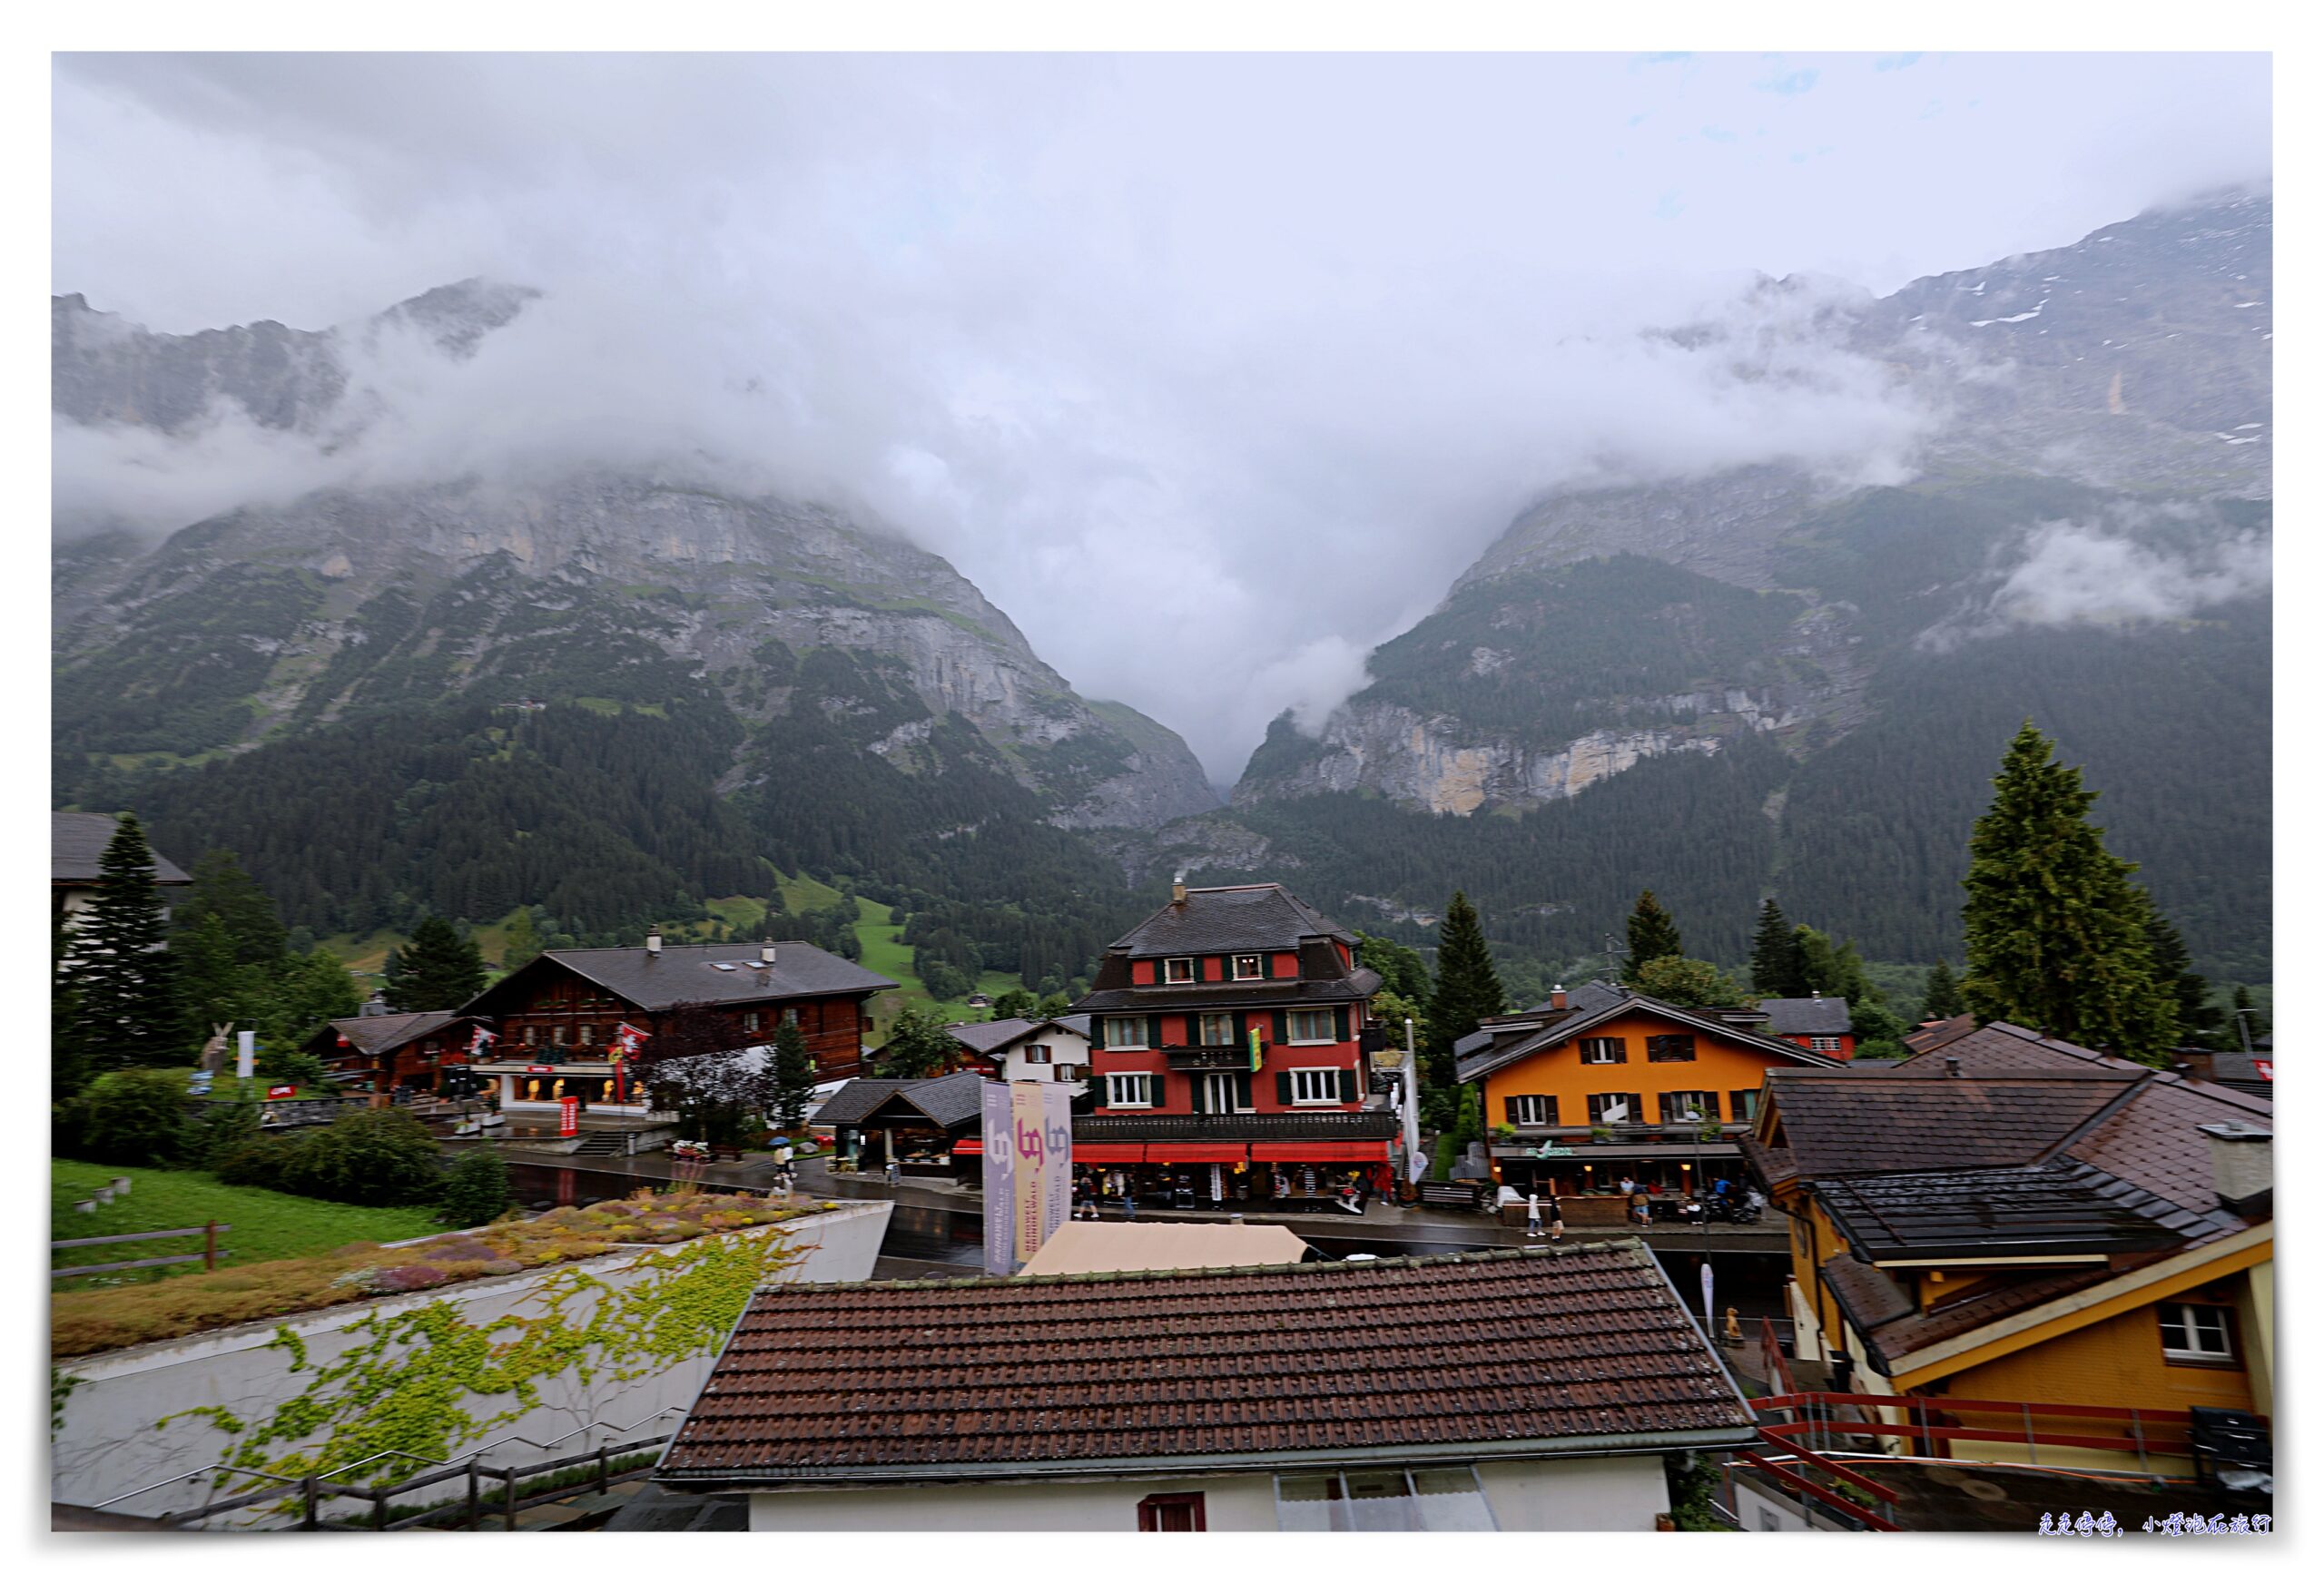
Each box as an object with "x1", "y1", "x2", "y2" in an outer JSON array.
[{"x1": 1017, "y1": 1221, "x2": 1312, "y2": 1277}]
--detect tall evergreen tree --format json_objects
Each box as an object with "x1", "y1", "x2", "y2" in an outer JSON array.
[
  {"x1": 1921, "y1": 960, "x2": 1966, "y2": 1022},
  {"x1": 1621, "y1": 890, "x2": 1683, "y2": 980},
  {"x1": 1748, "y1": 898, "x2": 1807, "y2": 997},
  {"x1": 67, "y1": 813, "x2": 181, "y2": 1070},
  {"x1": 2138, "y1": 895, "x2": 2213, "y2": 1047},
  {"x1": 1961, "y1": 722, "x2": 2176, "y2": 1063},
  {"x1": 52, "y1": 918, "x2": 92, "y2": 1099},
  {"x1": 385, "y1": 916, "x2": 487, "y2": 1011},
  {"x1": 770, "y1": 1017, "x2": 817, "y2": 1133},
  {"x1": 500, "y1": 909, "x2": 542, "y2": 977},
  {"x1": 1426, "y1": 891, "x2": 1506, "y2": 1086},
  {"x1": 172, "y1": 850, "x2": 288, "y2": 966}
]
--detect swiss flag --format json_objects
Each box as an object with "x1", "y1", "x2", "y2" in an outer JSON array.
[{"x1": 2254, "y1": 1059, "x2": 2273, "y2": 1081}]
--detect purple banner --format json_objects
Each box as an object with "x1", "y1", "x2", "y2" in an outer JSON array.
[{"x1": 980, "y1": 1081, "x2": 1016, "y2": 1276}]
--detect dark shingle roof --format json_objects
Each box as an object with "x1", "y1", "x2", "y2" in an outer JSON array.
[
  {"x1": 950, "y1": 1018, "x2": 1039, "y2": 1056},
  {"x1": 1110, "y1": 884, "x2": 1356, "y2": 955},
  {"x1": 1759, "y1": 1070, "x2": 2138, "y2": 1177},
  {"x1": 493, "y1": 942, "x2": 894, "y2": 1013},
  {"x1": 812, "y1": 1071, "x2": 987, "y2": 1130},
  {"x1": 1756, "y1": 997, "x2": 1853, "y2": 1037},
  {"x1": 1817, "y1": 1159, "x2": 2216, "y2": 1262},
  {"x1": 1819, "y1": 1253, "x2": 2115, "y2": 1370},
  {"x1": 52, "y1": 812, "x2": 192, "y2": 886},
  {"x1": 660, "y1": 1243, "x2": 1755, "y2": 1484},
  {"x1": 1456, "y1": 980, "x2": 1833, "y2": 1084},
  {"x1": 320, "y1": 1010, "x2": 462, "y2": 1057}
]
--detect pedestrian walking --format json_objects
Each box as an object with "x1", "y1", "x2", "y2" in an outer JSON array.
[
  {"x1": 1549, "y1": 1205, "x2": 1566, "y2": 1244},
  {"x1": 883, "y1": 1157, "x2": 901, "y2": 1188},
  {"x1": 1122, "y1": 1188, "x2": 1138, "y2": 1221},
  {"x1": 1525, "y1": 1192, "x2": 1543, "y2": 1238}
]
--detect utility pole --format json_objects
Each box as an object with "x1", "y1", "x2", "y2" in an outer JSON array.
[{"x1": 2233, "y1": 1008, "x2": 2260, "y2": 1056}]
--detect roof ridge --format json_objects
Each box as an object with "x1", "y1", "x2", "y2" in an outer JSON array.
[{"x1": 773, "y1": 1240, "x2": 1634, "y2": 1294}]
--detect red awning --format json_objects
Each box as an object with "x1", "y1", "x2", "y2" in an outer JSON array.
[
  {"x1": 951, "y1": 1137, "x2": 983, "y2": 1155},
  {"x1": 1140, "y1": 1143, "x2": 1249, "y2": 1165},
  {"x1": 1072, "y1": 1143, "x2": 1147, "y2": 1165},
  {"x1": 1257, "y1": 1140, "x2": 1392, "y2": 1164}
]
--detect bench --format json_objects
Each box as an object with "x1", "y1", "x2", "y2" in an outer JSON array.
[
  {"x1": 709, "y1": 1144, "x2": 746, "y2": 1163},
  {"x1": 1416, "y1": 1181, "x2": 1487, "y2": 1212}
]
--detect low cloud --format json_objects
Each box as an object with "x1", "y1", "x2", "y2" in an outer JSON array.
[{"x1": 1922, "y1": 512, "x2": 2271, "y2": 650}]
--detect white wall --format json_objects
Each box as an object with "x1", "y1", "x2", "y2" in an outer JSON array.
[
  {"x1": 53, "y1": 1201, "x2": 890, "y2": 1522},
  {"x1": 745, "y1": 1455, "x2": 1673, "y2": 1531},
  {"x1": 998, "y1": 1028, "x2": 1092, "y2": 1092}
]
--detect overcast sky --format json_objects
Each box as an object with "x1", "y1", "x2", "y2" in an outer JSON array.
[{"x1": 51, "y1": 52, "x2": 2271, "y2": 782}]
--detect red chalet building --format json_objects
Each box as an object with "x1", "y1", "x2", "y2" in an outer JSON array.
[
  {"x1": 1069, "y1": 881, "x2": 1396, "y2": 1210},
  {"x1": 460, "y1": 934, "x2": 896, "y2": 1118},
  {"x1": 307, "y1": 1008, "x2": 493, "y2": 1096}
]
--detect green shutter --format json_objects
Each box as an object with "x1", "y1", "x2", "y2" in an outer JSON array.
[
  {"x1": 1194, "y1": 956, "x2": 1207, "y2": 983},
  {"x1": 1273, "y1": 1011, "x2": 1288, "y2": 1044},
  {"x1": 1090, "y1": 1079, "x2": 1108, "y2": 1110},
  {"x1": 1504, "y1": 1096, "x2": 1521, "y2": 1126},
  {"x1": 1229, "y1": 1011, "x2": 1244, "y2": 1046},
  {"x1": 1276, "y1": 1072, "x2": 1293, "y2": 1105},
  {"x1": 1189, "y1": 1076, "x2": 1205, "y2": 1114},
  {"x1": 1338, "y1": 1067, "x2": 1357, "y2": 1104},
  {"x1": 1236, "y1": 1072, "x2": 1253, "y2": 1111},
  {"x1": 1334, "y1": 1007, "x2": 1349, "y2": 1043},
  {"x1": 1147, "y1": 1015, "x2": 1164, "y2": 1049}
]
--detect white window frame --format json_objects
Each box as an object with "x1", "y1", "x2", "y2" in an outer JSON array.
[
  {"x1": 1201, "y1": 1072, "x2": 1253, "y2": 1114},
  {"x1": 1275, "y1": 1467, "x2": 1497, "y2": 1532},
  {"x1": 1289, "y1": 1067, "x2": 1343, "y2": 1106},
  {"x1": 1197, "y1": 1012, "x2": 1236, "y2": 1047},
  {"x1": 1053, "y1": 1063, "x2": 1082, "y2": 1082},
  {"x1": 1510, "y1": 1095, "x2": 1553, "y2": 1127},
  {"x1": 1231, "y1": 953, "x2": 1265, "y2": 980},
  {"x1": 2160, "y1": 1302, "x2": 2236, "y2": 1363},
  {"x1": 1660, "y1": 1090, "x2": 1718, "y2": 1126},
  {"x1": 1809, "y1": 1036, "x2": 1841, "y2": 1052},
  {"x1": 1103, "y1": 1017, "x2": 1150, "y2": 1051},
  {"x1": 1107, "y1": 1073, "x2": 1155, "y2": 1108},
  {"x1": 1163, "y1": 957, "x2": 1196, "y2": 984},
  {"x1": 1287, "y1": 1008, "x2": 1337, "y2": 1045},
  {"x1": 1579, "y1": 1037, "x2": 1624, "y2": 1065}
]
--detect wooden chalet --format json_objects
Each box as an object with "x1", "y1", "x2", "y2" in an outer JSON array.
[
  {"x1": 307, "y1": 1009, "x2": 491, "y2": 1096},
  {"x1": 458, "y1": 934, "x2": 896, "y2": 1116}
]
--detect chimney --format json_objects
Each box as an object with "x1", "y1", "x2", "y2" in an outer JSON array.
[
  {"x1": 1944, "y1": 1054, "x2": 1963, "y2": 1078},
  {"x1": 645, "y1": 929, "x2": 663, "y2": 957},
  {"x1": 1551, "y1": 984, "x2": 1568, "y2": 1012},
  {"x1": 1171, "y1": 869, "x2": 1188, "y2": 905},
  {"x1": 761, "y1": 941, "x2": 777, "y2": 967},
  {"x1": 2198, "y1": 1123, "x2": 2272, "y2": 1215}
]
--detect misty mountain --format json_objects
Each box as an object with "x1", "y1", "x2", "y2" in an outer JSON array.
[
  {"x1": 1187, "y1": 193, "x2": 2271, "y2": 982},
  {"x1": 52, "y1": 282, "x2": 1215, "y2": 976}
]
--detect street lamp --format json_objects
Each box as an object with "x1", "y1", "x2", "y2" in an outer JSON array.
[{"x1": 1680, "y1": 1107, "x2": 1707, "y2": 1237}]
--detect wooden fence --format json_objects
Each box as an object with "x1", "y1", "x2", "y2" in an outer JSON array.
[{"x1": 52, "y1": 1223, "x2": 227, "y2": 1279}]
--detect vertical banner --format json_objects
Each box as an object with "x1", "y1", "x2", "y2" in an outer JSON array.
[
  {"x1": 236, "y1": 1030, "x2": 256, "y2": 1080},
  {"x1": 980, "y1": 1081, "x2": 1017, "y2": 1276},
  {"x1": 1039, "y1": 1083, "x2": 1073, "y2": 1251},
  {"x1": 1011, "y1": 1083, "x2": 1046, "y2": 1268},
  {"x1": 559, "y1": 1096, "x2": 579, "y2": 1137}
]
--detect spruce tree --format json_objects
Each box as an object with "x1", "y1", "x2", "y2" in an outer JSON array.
[
  {"x1": 2138, "y1": 896, "x2": 2213, "y2": 1047},
  {"x1": 1748, "y1": 899, "x2": 1807, "y2": 997},
  {"x1": 386, "y1": 916, "x2": 487, "y2": 1011},
  {"x1": 1921, "y1": 960, "x2": 1966, "y2": 1022},
  {"x1": 771, "y1": 1017, "x2": 817, "y2": 1133},
  {"x1": 501, "y1": 909, "x2": 542, "y2": 976},
  {"x1": 1426, "y1": 891, "x2": 1506, "y2": 1086},
  {"x1": 1961, "y1": 722, "x2": 2176, "y2": 1063},
  {"x1": 1621, "y1": 890, "x2": 1683, "y2": 980},
  {"x1": 68, "y1": 813, "x2": 181, "y2": 1070},
  {"x1": 52, "y1": 918, "x2": 92, "y2": 1099},
  {"x1": 172, "y1": 850, "x2": 288, "y2": 966}
]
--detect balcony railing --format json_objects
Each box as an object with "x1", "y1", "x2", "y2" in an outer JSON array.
[{"x1": 1163, "y1": 1045, "x2": 1250, "y2": 1072}]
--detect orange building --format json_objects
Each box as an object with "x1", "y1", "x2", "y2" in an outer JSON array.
[
  {"x1": 1454, "y1": 979, "x2": 1842, "y2": 1213},
  {"x1": 1743, "y1": 1020, "x2": 2273, "y2": 1475}
]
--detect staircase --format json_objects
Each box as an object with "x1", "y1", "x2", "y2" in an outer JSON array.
[{"x1": 570, "y1": 1131, "x2": 626, "y2": 1157}]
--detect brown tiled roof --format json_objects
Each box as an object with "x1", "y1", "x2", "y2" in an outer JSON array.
[
  {"x1": 315, "y1": 1009, "x2": 464, "y2": 1057},
  {"x1": 2064, "y1": 1073, "x2": 2270, "y2": 1216},
  {"x1": 660, "y1": 1244, "x2": 1756, "y2": 1485},
  {"x1": 1454, "y1": 984, "x2": 1837, "y2": 1085},
  {"x1": 1895, "y1": 1020, "x2": 2148, "y2": 1075},
  {"x1": 1762, "y1": 1070, "x2": 2138, "y2": 1177},
  {"x1": 1110, "y1": 883, "x2": 1357, "y2": 954},
  {"x1": 468, "y1": 941, "x2": 894, "y2": 1016},
  {"x1": 1902, "y1": 1015, "x2": 1977, "y2": 1056},
  {"x1": 1820, "y1": 1252, "x2": 2116, "y2": 1370}
]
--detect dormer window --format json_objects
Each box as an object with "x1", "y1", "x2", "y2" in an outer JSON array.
[
  {"x1": 1232, "y1": 953, "x2": 1265, "y2": 980},
  {"x1": 1164, "y1": 957, "x2": 1195, "y2": 984}
]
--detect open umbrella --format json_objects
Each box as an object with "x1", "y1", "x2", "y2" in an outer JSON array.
[{"x1": 765, "y1": 1136, "x2": 792, "y2": 1148}]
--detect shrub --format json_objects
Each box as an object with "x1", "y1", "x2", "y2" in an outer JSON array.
[
  {"x1": 188, "y1": 1103, "x2": 262, "y2": 1169},
  {"x1": 255, "y1": 1047, "x2": 334, "y2": 1093},
  {"x1": 213, "y1": 1134, "x2": 299, "y2": 1190},
  {"x1": 77, "y1": 1069, "x2": 192, "y2": 1167},
  {"x1": 437, "y1": 1150, "x2": 510, "y2": 1229},
  {"x1": 278, "y1": 1109, "x2": 444, "y2": 1206}
]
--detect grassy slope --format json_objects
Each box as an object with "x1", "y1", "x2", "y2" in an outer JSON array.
[{"x1": 51, "y1": 1160, "x2": 441, "y2": 1287}]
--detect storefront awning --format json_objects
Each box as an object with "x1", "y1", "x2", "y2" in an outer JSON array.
[
  {"x1": 1072, "y1": 1143, "x2": 1147, "y2": 1165},
  {"x1": 1140, "y1": 1143, "x2": 1248, "y2": 1165},
  {"x1": 1257, "y1": 1140, "x2": 1391, "y2": 1164},
  {"x1": 950, "y1": 1136, "x2": 983, "y2": 1155}
]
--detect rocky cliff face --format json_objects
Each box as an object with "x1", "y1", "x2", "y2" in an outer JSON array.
[{"x1": 51, "y1": 288, "x2": 1216, "y2": 831}]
